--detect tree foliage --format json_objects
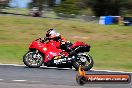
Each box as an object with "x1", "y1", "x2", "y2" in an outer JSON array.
[
  {"x1": 53, "y1": 0, "x2": 81, "y2": 15},
  {"x1": 28, "y1": 0, "x2": 45, "y2": 11},
  {"x1": 27, "y1": 0, "x2": 132, "y2": 16},
  {"x1": 28, "y1": 0, "x2": 56, "y2": 11},
  {"x1": 84, "y1": 0, "x2": 121, "y2": 16},
  {"x1": 84, "y1": 0, "x2": 132, "y2": 16},
  {"x1": 0, "y1": 0, "x2": 9, "y2": 9}
]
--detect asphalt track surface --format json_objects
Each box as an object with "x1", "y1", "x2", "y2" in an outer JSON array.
[{"x1": 0, "y1": 64, "x2": 132, "y2": 88}]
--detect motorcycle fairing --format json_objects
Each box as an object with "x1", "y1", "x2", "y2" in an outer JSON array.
[
  {"x1": 29, "y1": 41, "x2": 69, "y2": 62},
  {"x1": 70, "y1": 41, "x2": 89, "y2": 49}
]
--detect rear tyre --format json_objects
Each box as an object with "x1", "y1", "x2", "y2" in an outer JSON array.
[
  {"x1": 73, "y1": 53, "x2": 94, "y2": 71},
  {"x1": 23, "y1": 51, "x2": 44, "y2": 68}
]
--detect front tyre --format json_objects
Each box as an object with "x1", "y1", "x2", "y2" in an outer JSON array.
[
  {"x1": 23, "y1": 51, "x2": 44, "y2": 68},
  {"x1": 73, "y1": 53, "x2": 94, "y2": 71}
]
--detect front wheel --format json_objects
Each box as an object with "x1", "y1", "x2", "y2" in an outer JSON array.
[
  {"x1": 23, "y1": 51, "x2": 44, "y2": 68},
  {"x1": 73, "y1": 53, "x2": 94, "y2": 71}
]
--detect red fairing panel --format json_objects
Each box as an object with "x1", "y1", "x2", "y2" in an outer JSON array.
[
  {"x1": 29, "y1": 41, "x2": 63, "y2": 62},
  {"x1": 70, "y1": 41, "x2": 89, "y2": 48},
  {"x1": 43, "y1": 41, "x2": 62, "y2": 62}
]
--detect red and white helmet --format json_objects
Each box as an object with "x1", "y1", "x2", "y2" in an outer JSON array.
[{"x1": 46, "y1": 29, "x2": 60, "y2": 38}]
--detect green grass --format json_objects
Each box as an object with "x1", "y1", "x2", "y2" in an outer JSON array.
[
  {"x1": 0, "y1": 15, "x2": 132, "y2": 71},
  {"x1": 0, "y1": 44, "x2": 27, "y2": 64},
  {"x1": 2, "y1": 8, "x2": 60, "y2": 18},
  {"x1": 2, "y1": 8, "x2": 29, "y2": 15}
]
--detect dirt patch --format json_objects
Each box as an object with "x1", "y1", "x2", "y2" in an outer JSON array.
[{"x1": 73, "y1": 36, "x2": 90, "y2": 40}]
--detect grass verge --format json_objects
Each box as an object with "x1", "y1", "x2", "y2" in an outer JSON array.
[{"x1": 0, "y1": 15, "x2": 132, "y2": 71}]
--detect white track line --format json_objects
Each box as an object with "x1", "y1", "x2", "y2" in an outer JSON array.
[
  {"x1": 0, "y1": 63, "x2": 18, "y2": 66},
  {"x1": 0, "y1": 63, "x2": 132, "y2": 73},
  {"x1": 91, "y1": 69, "x2": 132, "y2": 73},
  {"x1": 13, "y1": 64, "x2": 25, "y2": 67},
  {"x1": 12, "y1": 80, "x2": 27, "y2": 82},
  {"x1": 0, "y1": 79, "x2": 4, "y2": 81},
  {"x1": 0, "y1": 63, "x2": 25, "y2": 66}
]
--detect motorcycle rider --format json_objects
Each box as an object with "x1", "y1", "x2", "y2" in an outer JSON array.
[
  {"x1": 44, "y1": 29, "x2": 72, "y2": 52},
  {"x1": 45, "y1": 29, "x2": 66, "y2": 42}
]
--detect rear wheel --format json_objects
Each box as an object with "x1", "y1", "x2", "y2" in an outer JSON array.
[
  {"x1": 23, "y1": 51, "x2": 44, "y2": 68},
  {"x1": 73, "y1": 53, "x2": 94, "y2": 71}
]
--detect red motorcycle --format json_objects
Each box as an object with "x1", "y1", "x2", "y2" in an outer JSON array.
[{"x1": 23, "y1": 38, "x2": 93, "y2": 71}]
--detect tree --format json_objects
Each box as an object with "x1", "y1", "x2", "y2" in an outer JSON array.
[
  {"x1": 84, "y1": 0, "x2": 132, "y2": 16},
  {"x1": 28, "y1": 0, "x2": 132, "y2": 16},
  {"x1": 48, "y1": 0, "x2": 55, "y2": 7},
  {"x1": 53, "y1": 0, "x2": 81, "y2": 15},
  {"x1": 0, "y1": 0, "x2": 9, "y2": 12},
  {"x1": 28, "y1": 0, "x2": 56, "y2": 11},
  {"x1": 28, "y1": 0, "x2": 45, "y2": 11},
  {"x1": 84, "y1": 0, "x2": 122, "y2": 16},
  {"x1": 119, "y1": 0, "x2": 132, "y2": 16}
]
